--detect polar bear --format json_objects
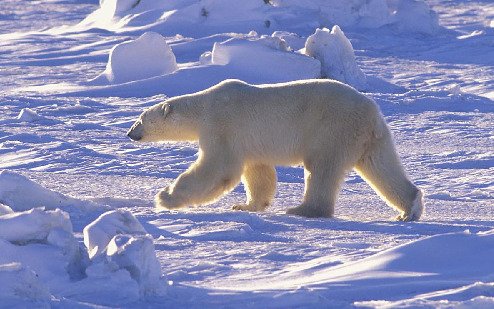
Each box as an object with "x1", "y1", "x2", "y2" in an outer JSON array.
[{"x1": 127, "y1": 79, "x2": 424, "y2": 221}]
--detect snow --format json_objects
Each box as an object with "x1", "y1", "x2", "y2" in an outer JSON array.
[
  {"x1": 1, "y1": 0, "x2": 494, "y2": 307},
  {"x1": 209, "y1": 33, "x2": 321, "y2": 82},
  {"x1": 105, "y1": 233, "x2": 162, "y2": 295},
  {"x1": 0, "y1": 262, "x2": 51, "y2": 306},
  {"x1": 82, "y1": 210, "x2": 162, "y2": 296},
  {"x1": 0, "y1": 208, "x2": 72, "y2": 244},
  {"x1": 91, "y1": 31, "x2": 178, "y2": 84},
  {"x1": 17, "y1": 108, "x2": 42, "y2": 122},
  {"x1": 78, "y1": 0, "x2": 439, "y2": 36},
  {"x1": 304, "y1": 26, "x2": 367, "y2": 90},
  {"x1": 83, "y1": 209, "x2": 147, "y2": 259},
  {"x1": 0, "y1": 170, "x2": 87, "y2": 211}
]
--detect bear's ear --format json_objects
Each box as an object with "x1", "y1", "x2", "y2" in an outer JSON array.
[{"x1": 162, "y1": 103, "x2": 172, "y2": 118}]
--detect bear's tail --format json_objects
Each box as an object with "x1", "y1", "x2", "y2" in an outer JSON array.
[{"x1": 355, "y1": 116, "x2": 424, "y2": 221}]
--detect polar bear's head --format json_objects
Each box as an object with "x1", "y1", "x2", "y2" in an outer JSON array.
[
  {"x1": 127, "y1": 103, "x2": 169, "y2": 142},
  {"x1": 127, "y1": 100, "x2": 199, "y2": 142}
]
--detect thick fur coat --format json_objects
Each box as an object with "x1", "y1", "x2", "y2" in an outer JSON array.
[{"x1": 128, "y1": 79, "x2": 423, "y2": 220}]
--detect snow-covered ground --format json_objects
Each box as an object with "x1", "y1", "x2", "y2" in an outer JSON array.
[{"x1": 0, "y1": 0, "x2": 493, "y2": 307}]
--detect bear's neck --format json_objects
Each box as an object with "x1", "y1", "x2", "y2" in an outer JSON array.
[{"x1": 172, "y1": 97, "x2": 203, "y2": 142}]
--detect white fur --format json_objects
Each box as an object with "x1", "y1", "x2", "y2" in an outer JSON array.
[{"x1": 128, "y1": 79, "x2": 424, "y2": 220}]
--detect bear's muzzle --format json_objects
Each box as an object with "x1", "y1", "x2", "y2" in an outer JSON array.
[{"x1": 127, "y1": 121, "x2": 143, "y2": 141}]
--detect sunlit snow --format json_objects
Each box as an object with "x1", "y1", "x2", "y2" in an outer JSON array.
[{"x1": 0, "y1": 0, "x2": 493, "y2": 307}]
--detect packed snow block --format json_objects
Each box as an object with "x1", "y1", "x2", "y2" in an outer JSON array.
[
  {"x1": 0, "y1": 170, "x2": 82, "y2": 211},
  {"x1": 211, "y1": 34, "x2": 321, "y2": 82},
  {"x1": 304, "y1": 26, "x2": 367, "y2": 90},
  {"x1": 0, "y1": 208, "x2": 73, "y2": 245},
  {"x1": 83, "y1": 209, "x2": 147, "y2": 259},
  {"x1": 94, "y1": 32, "x2": 178, "y2": 84},
  {"x1": 0, "y1": 262, "x2": 51, "y2": 306},
  {"x1": 106, "y1": 234, "x2": 161, "y2": 294}
]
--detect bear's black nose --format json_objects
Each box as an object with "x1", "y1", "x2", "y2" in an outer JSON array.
[{"x1": 127, "y1": 130, "x2": 142, "y2": 141}]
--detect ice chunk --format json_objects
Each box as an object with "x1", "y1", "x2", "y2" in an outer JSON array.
[
  {"x1": 93, "y1": 31, "x2": 178, "y2": 84},
  {"x1": 0, "y1": 170, "x2": 83, "y2": 211},
  {"x1": 304, "y1": 26, "x2": 367, "y2": 90},
  {"x1": 83, "y1": 209, "x2": 147, "y2": 259},
  {"x1": 0, "y1": 262, "x2": 51, "y2": 305},
  {"x1": 106, "y1": 234, "x2": 161, "y2": 295},
  {"x1": 0, "y1": 208, "x2": 72, "y2": 244}
]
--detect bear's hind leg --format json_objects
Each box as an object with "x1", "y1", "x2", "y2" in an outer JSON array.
[
  {"x1": 354, "y1": 128, "x2": 423, "y2": 221},
  {"x1": 155, "y1": 150, "x2": 243, "y2": 210},
  {"x1": 287, "y1": 156, "x2": 347, "y2": 218},
  {"x1": 233, "y1": 163, "x2": 277, "y2": 212}
]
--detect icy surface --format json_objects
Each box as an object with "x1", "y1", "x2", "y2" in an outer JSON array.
[{"x1": 1, "y1": 0, "x2": 493, "y2": 307}]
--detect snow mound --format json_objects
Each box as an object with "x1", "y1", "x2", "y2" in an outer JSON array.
[
  {"x1": 209, "y1": 33, "x2": 321, "y2": 82},
  {"x1": 68, "y1": 32, "x2": 321, "y2": 97},
  {"x1": 0, "y1": 208, "x2": 87, "y2": 303},
  {"x1": 0, "y1": 262, "x2": 51, "y2": 305},
  {"x1": 83, "y1": 209, "x2": 147, "y2": 259},
  {"x1": 80, "y1": 234, "x2": 161, "y2": 299},
  {"x1": 0, "y1": 170, "x2": 83, "y2": 211},
  {"x1": 92, "y1": 31, "x2": 178, "y2": 84},
  {"x1": 304, "y1": 26, "x2": 367, "y2": 90},
  {"x1": 17, "y1": 108, "x2": 42, "y2": 122}
]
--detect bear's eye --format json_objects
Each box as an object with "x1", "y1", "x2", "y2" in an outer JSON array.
[{"x1": 163, "y1": 104, "x2": 172, "y2": 118}]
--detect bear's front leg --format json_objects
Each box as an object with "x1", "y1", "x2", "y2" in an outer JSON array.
[
  {"x1": 155, "y1": 186, "x2": 188, "y2": 210},
  {"x1": 155, "y1": 148, "x2": 243, "y2": 211}
]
